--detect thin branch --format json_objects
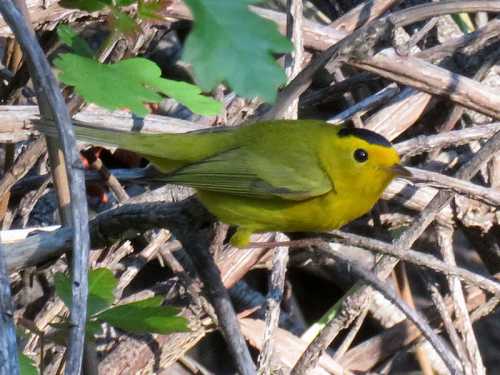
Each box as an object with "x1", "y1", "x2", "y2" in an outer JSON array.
[
  {"x1": 257, "y1": 234, "x2": 289, "y2": 374},
  {"x1": 327, "y1": 83, "x2": 399, "y2": 124},
  {"x1": 395, "y1": 122, "x2": 500, "y2": 156},
  {"x1": 0, "y1": 2, "x2": 90, "y2": 375},
  {"x1": 260, "y1": 0, "x2": 500, "y2": 120},
  {"x1": 316, "y1": 242, "x2": 463, "y2": 375},
  {"x1": 437, "y1": 225, "x2": 485, "y2": 375},
  {"x1": 0, "y1": 244, "x2": 19, "y2": 375},
  {"x1": 182, "y1": 224, "x2": 256, "y2": 375},
  {"x1": 428, "y1": 282, "x2": 471, "y2": 373}
]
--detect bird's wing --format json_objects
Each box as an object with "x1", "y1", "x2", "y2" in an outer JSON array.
[{"x1": 162, "y1": 147, "x2": 333, "y2": 200}]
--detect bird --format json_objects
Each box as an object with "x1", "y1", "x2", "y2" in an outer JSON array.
[{"x1": 42, "y1": 119, "x2": 410, "y2": 247}]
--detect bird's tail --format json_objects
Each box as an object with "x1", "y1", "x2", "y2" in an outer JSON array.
[{"x1": 35, "y1": 118, "x2": 238, "y2": 172}]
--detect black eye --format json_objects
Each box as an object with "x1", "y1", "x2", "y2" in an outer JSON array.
[{"x1": 354, "y1": 148, "x2": 368, "y2": 163}]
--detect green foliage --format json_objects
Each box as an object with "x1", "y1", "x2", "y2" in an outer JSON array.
[
  {"x1": 55, "y1": 268, "x2": 116, "y2": 315},
  {"x1": 138, "y1": 0, "x2": 167, "y2": 21},
  {"x1": 19, "y1": 353, "x2": 38, "y2": 375},
  {"x1": 57, "y1": 25, "x2": 94, "y2": 57},
  {"x1": 54, "y1": 54, "x2": 222, "y2": 117},
  {"x1": 110, "y1": 9, "x2": 140, "y2": 34},
  {"x1": 59, "y1": 0, "x2": 291, "y2": 103},
  {"x1": 95, "y1": 296, "x2": 189, "y2": 334},
  {"x1": 183, "y1": 0, "x2": 292, "y2": 102},
  {"x1": 55, "y1": 269, "x2": 189, "y2": 338}
]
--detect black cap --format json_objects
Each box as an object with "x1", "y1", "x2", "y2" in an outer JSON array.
[{"x1": 338, "y1": 127, "x2": 392, "y2": 148}]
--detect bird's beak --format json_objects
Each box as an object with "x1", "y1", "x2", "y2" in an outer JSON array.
[{"x1": 391, "y1": 164, "x2": 412, "y2": 177}]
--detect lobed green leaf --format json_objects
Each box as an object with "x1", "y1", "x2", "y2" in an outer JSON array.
[
  {"x1": 54, "y1": 53, "x2": 222, "y2": 117},
  {"x1": 182, "y1": 0, "x2": 292, "y2": 102},
  {"x1": 95, "y1": 296, "x2": 190, "y2": 334},
  {"x1": 54, "y1": 268, "x2": 116, "y2": 316}
]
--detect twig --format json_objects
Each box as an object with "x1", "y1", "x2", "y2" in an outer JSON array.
[
  {"x1": 0, "y1": 244, "x2": 19, "y2": 375},
  {"x1": 327, "y1": 83, "x2": 399, "y2": 124},
  {"x1": 340, "y1": 281, "x2": 492, "y2": 372},
  {"x1": 352, "y1": 49, "x2": 500, "y2": 119},
  {"x1": 428, "y1": 282, "x2": 471, "y2": 373},
  {"x1": 283, "y1": 0, "x2": 303, "y2": 120},
  {"x1": 0, "y1": 137, "x2": 45, "y2": 199},
  {"x1": 331, "y1": 307, "x2": 368, "y2": 361},
  {"x1": 315, "y1": 242, "x2": 463, "y2": 375},
  {"x1": 247, "y1": 235, "x2": 500, "y2": 297},
  {"x1": 0, "y1": 2, "x2": 90, "y2": 375},
  {"x1": 261, "y1": 0, "x2": 500, "y2": 120},
  {"x1": 395, "y1": 122, "x2": 500, "y2": 156},
  {"x1": 258, "y1": 1, "x2": 301, "y2": 369},
  {"x1": 182, "y1": 224, "x2": 256, "y2": 375},
  {"x1": 395, "y1": 263, "x2": 434, "y2": 375},
  {"x1": 257, "y1": 234, "x2": 289, "y2": 374},
  {"x1": 437, "y1": 224, "x2": 485, "y2": 375},
  {"x1": 114, "y1": 230, "x2": 170, "y2": 299},
  {"x1": 407, "y1": 167, "x2": 500, "y2": 207}
]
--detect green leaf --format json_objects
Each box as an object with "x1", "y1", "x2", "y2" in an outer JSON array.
[
  {"x1": 57, "y1": 25, "x2": 94, "y2": 58},
  {"x1": 86, "y1": 320, "x2": 103, "y2": 337},
  {"x1": 150, "y1": 78, "x2": 223, "y2": 115},
  {"x1": 54, "y1": 53, "x2": 222, "y2": 116},
  {"x1": 60, "y1": 0, "x2": 111, "y2": 12},
  {"x1": 54, "y1": 272, "x2": 72, "y2": 308},
  {"x1": 138, "y1": 0, "x2": 166, "y2": 21},
  {"x1": 110, "y1": 9, "x2": 140, "y2": 35},
  {"x1": 87, "y1": 268, "x2": 117, "y2": 315},
  {"x1": 95, "y1": 296, "x2": 190, "y2": 334},
  {"x1": 19, "y1": 353, "x2": 38, "y2": 375},
  {"x1": 182, "y1": 0, "x2": 292, "y2": 102},
  {"x1": 54, "y1": 268, "x2": 117, "y2": 315}
]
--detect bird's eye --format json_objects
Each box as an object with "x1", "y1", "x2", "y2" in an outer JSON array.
[{"x1": 354, "y1": 148, "x2": 368, "y2": 163}]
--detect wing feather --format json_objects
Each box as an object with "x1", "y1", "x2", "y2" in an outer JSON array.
[{"x1": 162, "y1": 148, "x2": 333, "y2": 200}]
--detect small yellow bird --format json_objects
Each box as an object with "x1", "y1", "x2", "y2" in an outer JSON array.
[{"x1": 57, "y1": 120, "x2": 410, "y2": 247}]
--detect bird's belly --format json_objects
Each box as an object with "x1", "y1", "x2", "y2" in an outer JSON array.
[{"x1": 197, "y1": 189, "x2": 377, "y2": 233}]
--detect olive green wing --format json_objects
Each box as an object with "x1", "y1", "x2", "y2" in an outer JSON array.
[{"x1": 163, "y1": 147, "x2": 333, "y2": 200}]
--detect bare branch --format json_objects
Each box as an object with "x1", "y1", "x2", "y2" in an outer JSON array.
[{"x1": 0, "y1": 2, "x2": 90, "y2": 374}]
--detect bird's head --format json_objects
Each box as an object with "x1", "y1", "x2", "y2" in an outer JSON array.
[{"x1": 326, "y1": 126, "x2": 410, "y2": 196}]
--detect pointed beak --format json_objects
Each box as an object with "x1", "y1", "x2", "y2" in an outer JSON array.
[{"x1": 391, "y1": 164, "x2": 412, "y2": 177}]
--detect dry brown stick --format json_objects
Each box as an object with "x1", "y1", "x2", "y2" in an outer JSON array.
[
  {"x1": 352, "y1": 49, "x2": 500, "y2": 119},
  {"x1": 0, "y1": 3, "x2": 91, "y2": 374},
  {"x1": 396, "y1": 122, "x2": 500, "y2": 156},
  {"x1": 331, "y1": 307, "x2": 368, "y2": 361},
  {"x1": 0, "y1": 137, "x2": 45, "y2": 200},
  {"x1": 257, "y1": 2, "x2": 302, "y2": 372},
  {"x1": 114, "y1": 230, "x2": 171, "y2": 298},
  {"x1": 407, "y1": 167, "x2": 500, "y2": 207},
  {"x1": 394, "y1": 264, "x2": 434, "y2": 375},
  {"x1": 316, "y1": 243, "x2": 463, "y2": 374},
  {"x1": 257, "y1": 234, "x2": 289, "y2": 375},
  {"x1": 339, "y1": 281, "x2": 491, "y2": 372},
  {"x1": 282, "y1": 0, "x2": 303, "y2": 120},
  {"x1": 83, "y1": 152, "x2": 129, "y2": 203},
  {"x1": 262, "y1": 1, "x2": 500, "y2": 121},
  {"x1": 327, "y1": 83, "x2": 399, "y2": 124},
  {"x1": 291, "y1": 129, "x2": 500, "y2": 374},
  {"x1": 329, "y1": 0, "x2": 401, "y2": 32},
  {"x1": 428, "y1": 283, "x2": 470, "y2": 373},
  {"x1": 437, "y1": 224, "x2": 485, "y2": 375},
  {"x1": 248, "y1": 236, "x2": 500, "y2": 298}
]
